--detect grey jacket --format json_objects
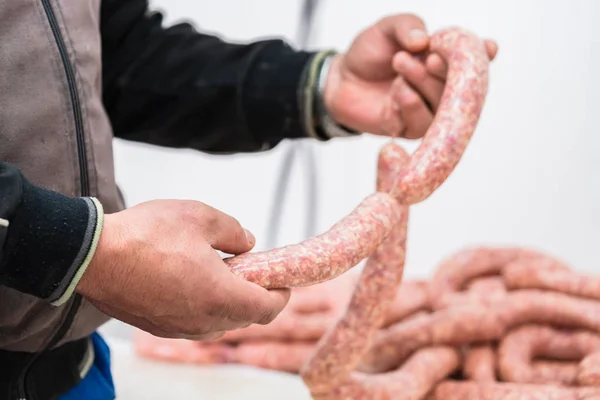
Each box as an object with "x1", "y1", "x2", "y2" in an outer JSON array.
[{"x1": 0, "y1": 0, "x2": 342, "y2": 358}]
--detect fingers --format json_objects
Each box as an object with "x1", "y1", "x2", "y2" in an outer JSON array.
[
  {"x1": 425, "y1": 54, "x2": 447, "y2": 80},
  {"x1": 196, "y1": 203, "x2": 255, "y2": 255},
  {"x1": 393, "y1": 51, "x2": 445, "y2": 111},
  {"x1": 376, "y1": 14, "x2": 429, "y2": 53},
  {"x1": 380, "y1": 79, "x2": 407, "y2": 137},
  {"x1": 390, "y1": 77, "x2": 433, "y2": 139},
  {"x1": 216, "y1": 267, "x2": 292, "y2": 329},
  {"x1": 426, "y1": 38, "x2": 499, "y2": 80}
]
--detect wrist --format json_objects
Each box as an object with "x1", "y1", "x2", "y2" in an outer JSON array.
[
  {"x1": 314, "y1": 53, "x2": 360, "y2": 139},
  {"x1": 319, "y1": 54, "x2": 343, "y2": 124},
  {"x1": 76, "y1": 213, "x2": 119, "y2": 302}
]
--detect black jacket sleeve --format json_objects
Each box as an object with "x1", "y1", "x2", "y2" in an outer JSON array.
[
  {"x1": 0, "y1": 162, "x2": 103, "y2": 306},
  {"x1": 101, "y1": 0, "x2": 327, "y2": 154}
]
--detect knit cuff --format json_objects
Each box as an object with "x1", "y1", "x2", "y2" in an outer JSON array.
[{"x1": 0, "y1": 179, "x2": 104, "y2": 306}]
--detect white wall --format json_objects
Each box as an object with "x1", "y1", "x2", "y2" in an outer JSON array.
[{"x1": 114, "y1": 0, "x2": 600, "y2": 279}]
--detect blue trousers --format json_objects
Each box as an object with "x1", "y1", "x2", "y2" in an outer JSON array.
[{"x1": 58, "y1": 332, "x2": 116, "y2": 400}]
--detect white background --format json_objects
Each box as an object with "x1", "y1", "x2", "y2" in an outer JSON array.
[{"x1": 104, "y1": 1, "x2": 600, "y2": 397}]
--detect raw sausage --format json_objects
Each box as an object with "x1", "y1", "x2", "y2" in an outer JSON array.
[
  {"x1": 381, "y1": 280, "x2": 431, "y2": 329},
  {"x1": 464, "y1": 345, "x2": 497, "y2": 382},
  {"x1": 300, "y1": 145, "x2": 411, "y2": 394},
  {"x1": 468, "y1": 276, "x2": 507, "y2": 294},
  {"x1": 314, "y1": 347, "x2": 460, "y2": 400},
  {"x1": 429, "y1": 247, "x2": 569, "y2": 310},
  {"x1": 134, "y1": 330, "x2": 316, "y2": 373},
  {"x1": 387, "y1": 27, "x2": 489, "y2": 205},
  {"x1": 133, "y1": 331, "x2": 234, "y2": 365},
  {"x1": 360, "y1": 311, "x2": 439, "y2": 374},
  {"x1": 232, "y1": 341, "x2": 316, "y2": 373},
  {"x1": 433, "y1": 381, "x2": 600, "y2": 400},
  {"x1": 458, "y1": 276, "x2": 508, "y2": 308},
  {"x1": 225, "y1": 192, "x2": 400, "y2": 288},
  {"x1": 531, "y1": 361, "x2": 578, "y2": 386},
  {"x1": 577, "y1": 351, "x2": 600, "y2": 386},
  {"x1": 428, "y1": 246, "x2": 520, "y2": 309},
  {"x1": 362, "y1": 291, "x2": 600, "y2": 373},
  {"x1": 504, "y1": 261, "x2": 600, "y2": 301},
  {"x1": 498, "y1": 325, "x2": 600, "y2": 385}
]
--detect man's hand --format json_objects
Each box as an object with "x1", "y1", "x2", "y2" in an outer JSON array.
[
  {"x1": 323, "y1": 14, "x2": 499, "y2": 138},
  {"x1": 77, "y1": 200, "x2": 290, "y2": 340}
]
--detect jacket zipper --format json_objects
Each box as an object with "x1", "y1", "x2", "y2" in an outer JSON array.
[{"x1": 16, "y1": 0, "x2": 89, "y2": 398}]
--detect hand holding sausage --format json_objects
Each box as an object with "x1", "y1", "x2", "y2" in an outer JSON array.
[
  {"x1": 322, "y1": 14, "x2": 498, "y2": 138},
  {"x1": 77, "y1": 200, "x2": 290, "y2": 340}
]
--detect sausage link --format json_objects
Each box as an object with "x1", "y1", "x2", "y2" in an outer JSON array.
[
  {"x1": 578, "y1": 351, "x2": 600, "y2": 386},
  {"x1": 504, "y1": 261, "x2": 600, "y2": 301},
  {"x1": 452, "y1": 276, "x2": 508, "y2": 308},
  {"x1": 428, "y1": 247, "x2": 521, "y2": 309},
  {"x1": 499, "y1": 291, "x2": 600, "y2": 331},
  {"x1": 381, "y1": 280, "x2": 431, "y2": 329},
  {"x1": 377, "y1": 142, "x2": 409, "y2": 193},
  {"x1": 320, "y1": 347, "x2": 460, "y2": 400},
  {"x1": 224, "y1": 192, "x2": 400, "y2": 288},
  {"x1": 531, "y1": 361, "x2": 579, "y2": 386},
  {"x1": 233, "y1": 341, "x2": 316, "y2": 373},
  {"x1": 362, "y1": 291, "x2": 600, "y2": 373},
  {"x1": 220, "y1": 304, "x2": 338, "y2": 343},
  {"x1": 388, "y1": 28, "x2": 489, "y2": 205},
  {"x1": 133, "y1": 331, "x2": 235, "y2": 364},
  {"x1": 360, "y1": 311, "x2": 436, "y2": 374},
  {"x1": 300, "y1": 146, "x2": 410, "y2": 394},
  {"x1": 464, "y1": 345, "x2": 497, "y2": 382},
  {"x1": 468, "y1": 277, "x2": 507, "y2": 294},
  {"x1": 498, "y1": 325, "x2": 600, "y2": 385},
  {"x1": 433, "y1": 381, "x2": 600, "y2": 400},
  {"x1": 374, "y1": 346, "x2": 460, "y2": 400},
  {"x1": 429, "y1": 247, "x2": 569, "y2": 310},
  {"x1": 135, "y1": 329, "x2": 316, "y2": 373}
]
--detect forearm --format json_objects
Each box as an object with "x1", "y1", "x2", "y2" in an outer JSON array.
[
  {"x1": 101, "y1": 0, "x2": 335, "y2": 153},
  {"x1": 0, "y1": 162, "x2": 103, "y2": 306}
]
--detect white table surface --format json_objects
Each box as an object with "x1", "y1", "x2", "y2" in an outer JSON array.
[{"x1": 104, "y1": 335, "x2": 312, "y2": 399}]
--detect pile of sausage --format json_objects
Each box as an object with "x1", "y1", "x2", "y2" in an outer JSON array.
[
  {"x1": 362, "y1": 247, "x2": 600, "y2": 400},
  {"x1": 136, "y1": 249, "x2": 600, "y2": 399},
  {"x1": 133, "y1": 27, "x2": 600, "y2": 399}
]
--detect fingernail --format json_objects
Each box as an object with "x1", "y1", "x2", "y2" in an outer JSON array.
[
  {"x1": 245, "y1": 229, "x2": 255, "y2": 245},
  {"x1": 408, "y1": 29, "x2": 427, "y2": 42}
]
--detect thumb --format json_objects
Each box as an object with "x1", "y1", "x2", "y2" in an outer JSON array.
[
  {"x1": 377, "y1": 14, "x2": 429, "y2": 53},
  {"x1": 202, "y1": 208, "x2": 256, "y2": 255}
]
